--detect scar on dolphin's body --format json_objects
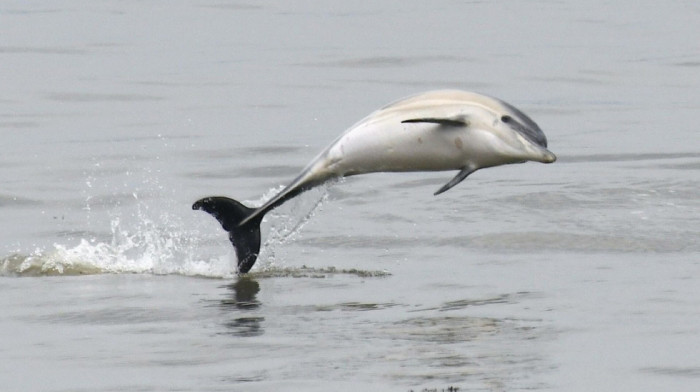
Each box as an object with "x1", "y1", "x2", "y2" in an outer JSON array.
[{"x1": 193, "y1": 90, "x2": 556, "y2": 273}]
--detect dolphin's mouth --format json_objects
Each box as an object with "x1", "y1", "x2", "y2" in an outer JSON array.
[
  {"x1": 507, "y1": 120, "x2": 555, "y2": 163},
  {"x1": 542, "y1": 150, "x2": 557, "y2": 163},
  {"x1": 534, "y1": 146, "x2": 556, "y2": 163},
  {"x1": 524, "y1": 142, "x2": 557, "y2": 164}
]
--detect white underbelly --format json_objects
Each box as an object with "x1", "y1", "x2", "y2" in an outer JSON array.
[{"x1": 324, "y1": 121, "x2": 478, "y2": 175}]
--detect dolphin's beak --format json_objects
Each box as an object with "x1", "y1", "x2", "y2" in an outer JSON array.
[
  {"x1": 541, "y1": 148, "x2": 557, "y2": 163},
  {"x1": 526, "y1": 143, "x2": 557, "y2": 164}
]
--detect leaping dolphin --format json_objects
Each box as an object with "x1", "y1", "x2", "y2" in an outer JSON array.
[{"x1": 193, "y1": 90, "x2": 556, "y2": 273}]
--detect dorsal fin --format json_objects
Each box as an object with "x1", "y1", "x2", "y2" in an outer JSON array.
[{"x1": 401, "y1": 117, "x2": 468, "y2": 127}]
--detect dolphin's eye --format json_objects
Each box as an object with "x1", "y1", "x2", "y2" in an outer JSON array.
[{"x1": 501, "y1": 115, "x2": 512, "y2": 123}]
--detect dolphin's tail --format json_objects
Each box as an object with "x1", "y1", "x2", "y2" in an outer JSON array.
[{"x1": 192, "y1": 196, "x2": 264, "y2": 273}]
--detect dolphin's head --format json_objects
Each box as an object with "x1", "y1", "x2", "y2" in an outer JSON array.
[
  {"x1": 468, "y1": 94, "x2": 557, "y2": 166},
  {"x1": 386, "y1": 90, "x2": 556, "y2": 166}
]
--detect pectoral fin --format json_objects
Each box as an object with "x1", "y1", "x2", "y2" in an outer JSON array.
[
  {"x1": 402, "y1": 117, "x2": 468, "y2": 128},
  {"x1": 434, "y1": 167, "x2": 477, "y2": 195}
]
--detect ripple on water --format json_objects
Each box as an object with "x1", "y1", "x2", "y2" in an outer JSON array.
[
  {"x1": 378, "y1": 315, "x2": 552, "y2": 387},
  {"x1": 30, "y1": 306, "x2": 185, "y2": 326},
  {"x1": 248, "y1": 265, "x2": 391, "y2": 279},
  {"x1": 641, "y1": 367, "x2": 700, "y2": 378},
  {"x1": 297, "y1": 230, "x2": 695, "y2": 253},
  {"x1": 469, "y1": 231, "x2": 696, "y2": 253},
  {"x1": 0, "y1": 194, "x2": 43, "y2": 207},
  {"x1": 558, "y1": 152, "x2": 700, "y2": 163}
]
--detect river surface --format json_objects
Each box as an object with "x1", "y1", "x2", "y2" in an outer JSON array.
[{"x1": 2, "y1": 1, "x2": 699, "y2": 391}]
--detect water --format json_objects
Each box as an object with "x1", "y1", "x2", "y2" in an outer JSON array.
[{"x1": 2, "y1": 1, "x2": 699, "y2": 391}]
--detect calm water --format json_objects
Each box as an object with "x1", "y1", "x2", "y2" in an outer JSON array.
[{"x1": 2, "y1": 1, "x2": 699, "y2": 391}]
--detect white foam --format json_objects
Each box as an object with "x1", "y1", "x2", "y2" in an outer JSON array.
[
  {"x1": 2, "y1": 204, "x2": 237, "y2": 278},
  {"x1": 1, "y1": 175, "x2": 335, "y2": 277}
]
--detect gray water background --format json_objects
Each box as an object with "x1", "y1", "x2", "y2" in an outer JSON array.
[{"x1": 2, "y1": 1, "x2": 699, "y2": 391}]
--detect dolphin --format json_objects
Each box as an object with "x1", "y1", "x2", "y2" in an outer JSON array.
[{"x1": 193, "y1": 90, "x2": 556, "y2": 273}]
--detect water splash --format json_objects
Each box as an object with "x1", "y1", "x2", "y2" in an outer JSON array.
[
  {"x1": 1, "y1": 179, "x2": 335, "y2": 278},
  {"x1": 3, "y1": 157, "x2": 235, "y2": 277},
  {"x1": 254, "y1": 181, "x2": 334, "y2": 270},
  {"x1": 1, "y1": 208, "x2": 235, "y2": 278}
]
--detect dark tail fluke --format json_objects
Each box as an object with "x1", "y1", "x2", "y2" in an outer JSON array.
[{"x1": 192, "y1": 196, "x2": 263, "y2": 273}]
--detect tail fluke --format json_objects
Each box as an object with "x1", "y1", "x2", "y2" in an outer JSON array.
[{"x1": 192, "y1": 197, "x2": 263, "y2": 273}]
